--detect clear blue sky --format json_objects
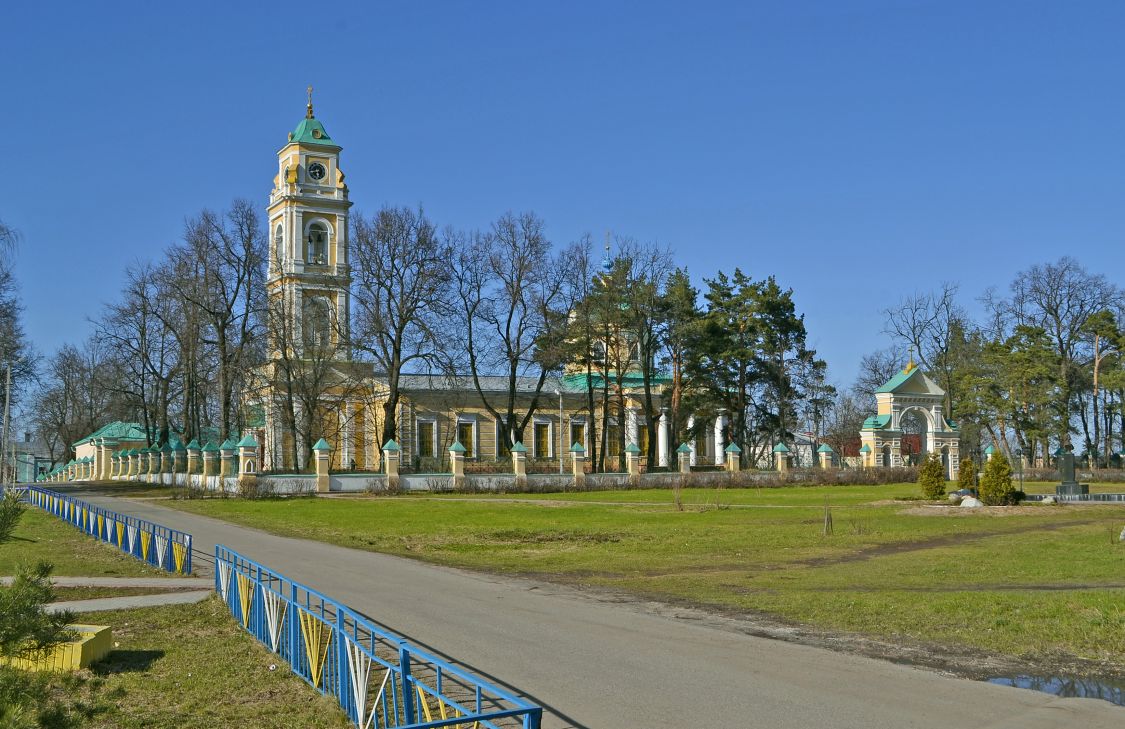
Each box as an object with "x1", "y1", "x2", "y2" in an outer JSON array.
[{"x1": 3, "y1": 1, "x2": 1123, "y2": 389}]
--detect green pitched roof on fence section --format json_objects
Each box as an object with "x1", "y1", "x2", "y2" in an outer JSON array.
[
  {"x1": 72, "y1": 421, "x2": 152, "y2": 448},
  {"x1": 772, "y1": 443, "x2": 790, "y2": 453},
  {"x1": 817, "y1": 444, "x2": 835, "y2": 453}
]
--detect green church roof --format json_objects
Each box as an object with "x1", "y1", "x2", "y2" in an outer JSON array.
[{"x1": 289, "y1": 117, "x2": 340, "y2": 149}]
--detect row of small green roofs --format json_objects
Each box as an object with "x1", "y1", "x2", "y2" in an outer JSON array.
[
  {"x1": 105, "y1": 434, "x2": 259, "y2": 458},
  {"x1": 771, "y1": 442, "x2": 836, "y2": 453},
  {"x1": 377, "y1": 439, "x2": 744, "y2": 455}
]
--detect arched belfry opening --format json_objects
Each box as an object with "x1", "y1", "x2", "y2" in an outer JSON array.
[{"x1": 859, "y1": 358, "x2": 960, "y2": 478}]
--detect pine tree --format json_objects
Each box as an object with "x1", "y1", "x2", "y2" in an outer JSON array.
[{"x1": 918, "y1": 452, "x2": 946, "y2": 500}]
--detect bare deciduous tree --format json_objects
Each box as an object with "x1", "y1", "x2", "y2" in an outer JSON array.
[{"x1": 350, "y1": 206, "x2": 449, "y2": 447}]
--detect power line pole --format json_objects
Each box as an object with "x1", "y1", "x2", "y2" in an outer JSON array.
[{"x1": 0, "y1": 364, "x2": 9, "y2": 485}]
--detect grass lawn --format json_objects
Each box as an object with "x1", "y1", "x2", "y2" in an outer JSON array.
[
  {"x1": 2, "y1": 502, "x2": 349, "y2": 728},
  {"x1": 166, "y1": 482, "x2": 1125, "y2": 672},
  {"x1": 0, "y1": 508, "x2": 171, "y2": 578},
  {"x1": 31, "y1": 598, "x2": 350, "y2": 728}
]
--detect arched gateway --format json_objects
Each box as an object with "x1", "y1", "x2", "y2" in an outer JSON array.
[{"x1": 859, "y1": 359, "x2": 960, "y2": 479}]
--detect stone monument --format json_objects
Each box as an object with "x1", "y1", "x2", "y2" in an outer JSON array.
[{"x1": 1055, "y1": 450, "x2": 1089, "y2": 497}]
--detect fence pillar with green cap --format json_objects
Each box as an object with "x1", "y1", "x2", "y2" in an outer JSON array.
[
  {"x1": 382, "y1": 439, "x2": 401, "y2": 491},
  {"x1": 676, "y1": 443, "x2": 692, "y2": 474},
  {"x1": 147, "y1": 447, "x2": 160, "y2": 477},
  {"x1": 312, "y1": 438, "x2": 332, "y2": 493},
  {"x1": 202, "y1": 442, "x2": 220, "y2": 480},
  {"x1": 773, "y1": 442, "x2": 790, "y2": 472},
  {"x1": 237, "y1": 433, "x2": 259, "y2": 476},
  {"x1": 160, "y1": 441, "x2": 175, "y2": 480},
  {"x1": 570, "y1": 442, "x2": 586, "y2": 488},
  {"x1": 818, "y1": 443, "x2": 835, "y2": 469},
  {"x1": 725, "y1": 442, "x2": 742, "y2": 472},
  {"x1": 511, "y1": 441, "x2": 528, "y2": 487},
  {"x1": 449, "y1": 440, "x2": 466, "y2": 488},
  {"x1": 625, "y1": 443, "x2": 641, "y2": 485},
  {"x1": 219, "y1": 439, "x2": 238, "y2": 479},
  {"x1": 186, "y1": 439, "x2": 201, "y2": 475},
  {"x1": 172, "y1": 439, "x2": 188, "y2": 475}
]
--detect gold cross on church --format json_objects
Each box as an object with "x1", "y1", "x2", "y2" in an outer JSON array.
[{"x1": 306, "y1": 85, "x2": 314, "y2": 118}]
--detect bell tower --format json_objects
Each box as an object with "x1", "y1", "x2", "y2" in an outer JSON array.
[{"x1": 267, "y1": 87, "x2": 353, "y2": 358}]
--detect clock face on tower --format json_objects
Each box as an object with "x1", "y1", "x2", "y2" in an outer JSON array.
[{"x1": 308, "y1": 162, "x2": 327, "y2": 181}]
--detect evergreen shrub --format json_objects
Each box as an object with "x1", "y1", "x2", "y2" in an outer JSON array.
[
  {"x1": 979, "y1": 452, "x2": 1020, "y2": 505},
  {"x1": 958, "y1": 458, "x2": 977, "y2": 492},
  {"x1": 918, "y1": 453, "x2": 946, "y2": 500}
]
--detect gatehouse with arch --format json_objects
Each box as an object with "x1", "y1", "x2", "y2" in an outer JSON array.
[{"x1": 859, "y1": 360, "x2": 960, "y2": 478}]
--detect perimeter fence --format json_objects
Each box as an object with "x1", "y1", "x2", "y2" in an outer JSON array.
[
  {"x1": 18, "y1": 485, "x2": 192, "y2": 574},
  {"x1": 215, "y1": 544, "x2": 542, "y2": 729}
]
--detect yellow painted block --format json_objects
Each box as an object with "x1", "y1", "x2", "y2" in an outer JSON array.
[{"x1": 1, "y1": 625, "x2": 113, "y2": 672}]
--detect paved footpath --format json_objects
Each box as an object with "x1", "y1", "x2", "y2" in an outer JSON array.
[
  {"x1": 80, "y1": 493, "x2": 1122, "y2": 729},
  {"x1": 46, "y1": 590, "x2": 212, "y2": 613}
]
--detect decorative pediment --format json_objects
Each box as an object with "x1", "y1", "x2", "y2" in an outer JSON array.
[{"x1": 876, "y1": 366, "x2": 945, "y2": 398}]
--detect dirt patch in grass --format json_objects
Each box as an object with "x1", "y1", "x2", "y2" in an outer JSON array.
[{"x1": 795, "y1": 518, "x2": 1099, "y2": 569}]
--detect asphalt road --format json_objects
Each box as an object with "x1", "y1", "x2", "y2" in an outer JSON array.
[{"x1": 76, "y1": 492, "x2": 1123, "y2": 729}]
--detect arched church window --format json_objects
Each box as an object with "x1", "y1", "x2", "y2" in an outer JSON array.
[
  {"x1": 274, "y1": 224, "x2": 283, "y2": 256},
  {"x1": 307, "y1": 222, "x2": 329, "y2": 265},
  {"x1": 303, "y1": 297, "x2": 333, "y2": 351}
]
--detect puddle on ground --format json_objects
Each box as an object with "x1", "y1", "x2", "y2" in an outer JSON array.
[{"x1": 989, "y1": 675, "x2": 1125, "y2": 706}]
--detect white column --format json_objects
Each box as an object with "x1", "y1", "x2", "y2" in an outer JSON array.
[
  {"x1": 687, "y1": 415, "x2": 697, "y2": 466},
  {"x1": 657, "y1": 411, "x2": 670, "y2": 468},
  {"x1": 714, "y1": 411, "x2": 726, "y2": 464},
  {"x1": 295, "y1": 401, "x2": 307, "y2": 470},
  {"x1": 340, "y1": 401, "x2": 353, "y2": 468}
]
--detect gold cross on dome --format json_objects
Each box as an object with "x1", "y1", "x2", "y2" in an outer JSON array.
[{"x1": 306, "y1": 85, "x2": 314, "y2": 118}]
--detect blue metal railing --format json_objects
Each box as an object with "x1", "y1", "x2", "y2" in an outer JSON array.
[
  {"x1": 215, "y1": 545, "x2": 542, "y2": 729},
  {"x1": 18, "y1": 485, "x2": 192, "y2": 574}
]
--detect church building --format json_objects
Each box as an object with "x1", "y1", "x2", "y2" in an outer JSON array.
[{"x1": 247, "y1": 98, "x2": 706, "y2": 474}]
